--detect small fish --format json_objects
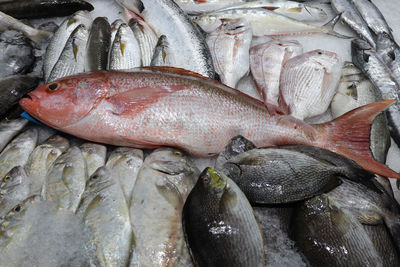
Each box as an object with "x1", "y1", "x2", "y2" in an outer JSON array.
[
  {"x1": 183, "y1": 167, "x2": 266, "y2": 266},
  {"x1": 0, "y1": 75, "x2": 39, "y2": 119},
  {"x1": 43, "y1": 10, "x2": 92, "y2": 81},
  {"x1": 173, "y1": 0, "x2": 246, "y2": 14},
  {"x1": 24, "y1": 135, "x2": 70, "y2": 194},
  {"x1": 206, "y1": 18, "x2": 252, "y2": 88},
  {"x1": 280, "y1": 49, "x2": 342, "y2": 120},
  {"x1": 0, "y1": 118, "x2": 28, "y2": 153},
  {"x1": 80, "y1": 143, "x2": 106, "y2": 178},
  {"x1": 0, "y1": 167, "x2": 32, "y2": 218},
  {"x1": 78, "y1": 166, "x2": 132, "y2": 267},
  {"x1": 376, "y1": 33, "x2": 400, "y2": 86},
  {"x1": 0, "y1": 11, "x2": 51, "y2": 44},
  {"x1": 42, "y1": 146, "x2": 87, "y2": 212},
  {"x1": 110, "y1": 19, "x2": 124, "y2": 42},
  {"x1": 250, "y1": 39, "x2": 302, "y2": 109},
  {"x1": 85, "y1": 17, "x2": 111, "y2": 71},
  {"x1": 47, "y1": 24, "x2": 89, "y2": 82},
  {"x1": 128, "y1": 18, "x2": 157, "y2": 66},
  {"x1": 150, "y1": 35, "x2": 174, "y2": 67},
  {"x1": 105, "y1": 147, "x2": 143, "y2": 202},
  {"x1": 0, "y1": 0, "x2": 94, "y2": 19},
  {"x1": 0, "y1": 128, "x2": 37, "y2": 179}
]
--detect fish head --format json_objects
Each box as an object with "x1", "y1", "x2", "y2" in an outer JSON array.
[
  {"x1": 271, "y1": 40, "x2": 303, "y2": 56},
  {"x1": 220, "y1": 18, "x2": 252, "y2": 37},
  {"x1": 147, "y1": 148, "x2": 196, "y2": 176},
  {"x1": 86, "y1": 166, "x2": 115, "y2": 194},
  {"x1": 44, "y1": 135, "x2": 70, "y2": 153},
  {"x1": 19, "y1": 73, "x2": 109, "y2": 129},
  {"x1": 192, "y1": 15, "x2": 222, "y2": 33},
  {"x1": 0, "y1": 167, "x2": 28, "y2": 195},
  {"x1": 308, "y1": 49, "x2": 341, "y2": 73},
  {"x1": 197, "y1": 168, "x2": 227, "y2": 196}
]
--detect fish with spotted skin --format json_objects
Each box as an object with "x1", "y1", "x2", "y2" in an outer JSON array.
[
  {"x1": 42, "y1": 146, "x2": 87, "y2": 212},
  {"x1": 129, "y1": 148, "x2": 198, "y2": 267},
  {"x1": 80, "y1": 143, "x2": 106, "y2": 178},
  {"x1": 182, "y1": 167, "x2": 265, "y2": 266}
]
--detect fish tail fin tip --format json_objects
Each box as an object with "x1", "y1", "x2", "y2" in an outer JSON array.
[
  {"x1": 322, "y1": 13, "x2": 352, "y2": 39},
  {"x1": 315, "y1": 100, "x2": 400, "y2": 178}
]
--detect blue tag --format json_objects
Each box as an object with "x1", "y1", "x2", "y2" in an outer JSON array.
[{"x1": 21, "y1": 112, "x2": 54, "y2": 130}]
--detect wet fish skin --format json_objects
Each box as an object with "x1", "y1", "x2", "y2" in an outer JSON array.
[
  {"x1": 0, "y1": 167, "x2": 32, "y2": 218},
  {"x1": 79, "y1": 166, "x2": 132, "y2": 267},
  {"x1": 183, "y1": 167, "x2": 265, "y2": 266},
  {"x1": 47, "y1": 24, "x2": 89, "y2": 82},
  {"x1": 0, "y1": 11, "x2": 51, "y2": 44},
  {"x1": 118, "y1": 0, "x2": 216, "y2": 78},
  {"x1": 215, "y1": 135, "x2": 256, "y2": 169},
  {"x1": 80, "y1": 142, "x2": 106, "y2": 178},
  {"x1": 376, "y1": 33, "x2": 400, "y2": 86},
  {"x1": 235, "y1": 73, "x2": 263, "y2": 101},
  {"x1": 42, "y1": 146, "x2": 87, "y2": 212},
  {"x1": 105, "y1": 147, "x2": 143, "y2": 203},
  {"x1": 0, "y1": 128, "x2": 38, "y2": 180},
  {"x1": 130, "y1": 147, "x2": 198, "y2": 266},
  {"x1": 43, "y1": 10, "x2": 92, "y2": 81},
  {"x1": 293, "y1": 194, "x2": 384, "y2": 267},
  {"x1": 0, "y1": 118, "x2": 28, "y2": 153},
  {"x1": 0, "y1": 75, "x2": 39, "y2": 118},
  {"x1": 110, "y1": 19, "x2": 124, "y2": 42},
  {"x1": 24, "y1": 135, "x2": 70, "y2": 194},
  {"x1": 128, "y1": 18, "x2": 157, "y2": 66},
  {"x1": 250, "y1": 39, "x2": 302, "y2": 108},
  {"x1": 331, "y1": 0, "x2": 376, "y2": 47},
  {"x1": 352, "y1": 39, "x2": 400, "y2": 148},
  {"x1": 173, "y1": 0, "x2": 245, "y2": 14},
  {"x1": 150, "y1": 35, "x2": 174, "y2": 67},
  {"x1": 206, "y1": 18, "x2": 252, "y2": 88},
  {"x1": 0, "y1": 0, "x2": 94, "y2": 19},
  {"x1": 85, "y1": 17, "x2": 111, "y2": 71},
  {"x1": 280, "y1": 49, "x2": 342, "y2": 120}
]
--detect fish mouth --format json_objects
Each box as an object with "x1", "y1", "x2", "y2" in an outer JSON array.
[{"x1": 0, "y1": 182, "x2": 21, "y2": 194}]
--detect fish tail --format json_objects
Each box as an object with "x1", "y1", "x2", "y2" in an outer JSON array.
[
  {"x1": 321, "y1": 13, "x2": 352, "y2": 39},
  {"x1": 313, "y1": 100, "x2": 400, "y2": 178}
]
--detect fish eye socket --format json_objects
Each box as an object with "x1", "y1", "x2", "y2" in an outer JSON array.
[
  {"x1": 48, "y1": 83, "x2": 59, "y2": 91},
  {"x1": 202, "y1": 177, "x2": 210, "y2": 184},
  {"x1": 91, "y1": 175, "x2": 98, "y2": 180},
  {"x1": 317, "y1": 51, "x2": 322, "y2": 55},
  {"x1": 173, "y1": 151, "x2": 183, "y2": 157},
  {"x1": 14, "y1": 205, "x2": 21, "y2": 212},
  {"x1": 3, "y1": 176, "x2": 10, "y2": 181}
]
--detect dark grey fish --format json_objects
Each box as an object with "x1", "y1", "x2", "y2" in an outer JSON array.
[
  {"x1": 0, "y1": 0, "x2": 94, "y2": 19},
  {"x1": 0, "y1": 75, "x2": 39, "y2": 119},
  {"x1": 292, "y1": 194, "x2": 384, "y2": 267},
  {"x1": 0, "y1": 30, "x2": 35, "y2": 79},
  {"x1": 222, "y1": 147, "x2": 375, "y2": 204},
  {"x1": 352, "y1": 38, "x2": 400, "y2": 148},
  {"x1": 182, "y1": 167, "x2": 265, "y2": 266},
  {"x1": 85, "y1": 17, "x2": 111, "y2": 71},
  {"x1": 215, "y1": 135, "x2": 256, "y2": 169}
]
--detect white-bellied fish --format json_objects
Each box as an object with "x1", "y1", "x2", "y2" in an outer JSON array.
[
  {"x1": 80, "y1": 142, "x2": 106, "y2": 178},
  {"x1": 128, "y1": 18, "x2": 157, "y2": 66}
]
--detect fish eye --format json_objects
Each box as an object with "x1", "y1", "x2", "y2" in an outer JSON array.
[
  {"x1": 14, "y1": 205, "x2": 21, "y2": 212},
  {"x1": 202, "y1": 177, "x2": 210, "y2": 184},
  {"x1": 173, "y1": 151, "x2": 183, "y2": 157},
  {"x1": 3, "y1": 176, "x2": 10, "y2": 181},
  {"x1": 317, "y1": 51, "x2": 322, "y2": 55},
  {"x1": 91, "y1": 175, "x2": 99, "y2": 180},
  {"x1": 48, "y1": 83, "x2": 59, "y2": 91}
]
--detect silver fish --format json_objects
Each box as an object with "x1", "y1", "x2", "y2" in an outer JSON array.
[
  {"x1": 235, "y1": 74, "x2": 263, "y2": 101},
  {"x1": 42, "y1": 146, "x2": 87, "y2": 212},
  {"x1": 43, "y1": 11, "x2": 92, "y2": 81},
  {"x1": 128, "y1": 18, "x2": 157, "y2": 66},
  {"x1": 0, "y1": 128, "x2": 37, "y2": 179},
  {"x1": 79, "y1": 166, "x2": 132, "y2": 267},
  {"x1": 150, "y1": 35, "x2": 174, "y2": 67},
  {"x1": 85, "y1": 17, "x2": 111, "y2": 72},
  {"x1": 173, "y1": 0, "x2": 245, "y2": 14},
  {"x1": 280, "y1": 49, "x2": 342, "y2": 120},
  {"x1": 206, "y1": 18, "x2": 252, "y2": 88},
  {"x1": 110, "y1": 19, "x2": 124, "y2": 43},
  {"x1": 118, "y1": 0, "x2": 216, "y2": 78},
  {"x1": 0, "y1": 118, "x2": 28, "y2": 153},
  {"x1": 80, "y1": 143, "x2": 106, "y2": 178},
  {"x1": 376, "y1": 33, "x2": 400, "y2": 87},
  {"x1": 0, "y1": 11, "x2": 51, "y2": 44},
  {"x1": 129, "y1": 148, "x2": 199, "y2": 266},
  {"x1": 24, "y1": 135, "x2": 70, "y2": 194},
  {"x1": 250, "y1": 39, "x2": 302, "y2": 109},
  {"x1": 47, "y1": 24, "x2": 89, "y2": 82}
]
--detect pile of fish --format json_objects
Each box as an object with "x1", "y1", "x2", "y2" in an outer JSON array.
[{"x1": 1, "y1": 0, "x2": 400, "y2": 266}]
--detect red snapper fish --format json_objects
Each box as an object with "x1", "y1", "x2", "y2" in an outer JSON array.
[{"x1": 19, "y1": 67, "x2": 399, "y2": 178}]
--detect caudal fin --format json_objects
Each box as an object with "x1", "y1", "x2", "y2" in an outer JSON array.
[{"x1": 313, "y1": 100, "x2": 400, "y2": 178}]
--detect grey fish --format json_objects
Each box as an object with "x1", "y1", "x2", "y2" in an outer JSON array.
[
  {"x1": 0, "y1": 128, "x2": 37, "y2": 180},
  {"x1": 150, "y1": 35, "x2": 173, "y2": 67},
  {"x1": 43, "y1": 10, "x2": 92, "y2": 81},
  {"x1": 352, "y1": 39, "x2": 400, "y2": 148},
  {"x1": 85, "y1": 17, "x2": 112, "y2": 71},
  {"x1": 0, "y1": 0, "x2": 94, "y2": 19},
  {"x1": 0, "y1": 167, "x2": 32, "y2": 218},
  {"x1": 110, "y1": 19, "x2": 124, "y2": 44},
  {"x1": 0, "y1": 118, "x2": 28, "y2": 153},
  {"x1": 42, "y1": 146, "x2": 87, "y2": 212},
  {"x1": 106, "y1": 147, "x2": 143, "y2": 203},
  {"x1": 24, "y1": 135, "x2": 70, "y2": 194},
  {"x1": 80, "y1": 142, "x2": 106, "y2": 178},
  {"x1": 235, "y1": 73, "x2": 263, "y2": 101},
  {"x1": 182, "y1": 167, "x2": 265, "y2": 266},
  {"x1": 129, "y1": 148, "x2": 198, "y2": 266},
  {"x1": 0, "y1": 31, "x2": 35, "y2": 79},
  {"x1": 128, "y1": 18, "x2": 157, "y2": 66},
  {"x1": 118, "y1": 0, "x2": 216, "y2": 79},
  {"x1": 331, "y1": 0, "x2": 375, "y2": 47},
  {"x1": 79, "y1": 166, "x2": 132, "y2": 267},
  {"x1": 0, "y1": 75, "x2": 39, "y2": 118},
  {"x1": 47, "y1": 24, "x2": 89, "y2": 82},
  {"x1": 0, "y1": 11, "x2": 51, "y2": 44},
  {"x1": 292, "y1": 194, "x2": 384, "y2": 267},
  {"x1": 215, "y1": 135, "x2": 256, "y2": 169},
  {"x1": 109, "y1": 23, "x2": 141, "y2": 70},
  {"x1": 376, "y1": 33, "x2": 400, "y2": 86}
]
